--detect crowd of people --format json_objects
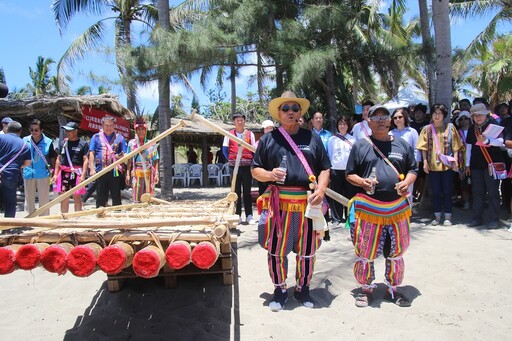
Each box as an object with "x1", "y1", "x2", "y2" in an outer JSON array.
[
  {"x1": 0, "y1": 115, "x2": 160, "y2": 218},
  {"x1": 1, "y1": 94, "x2": 511, "y2": 311}
]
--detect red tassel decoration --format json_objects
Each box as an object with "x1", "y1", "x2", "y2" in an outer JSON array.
[
  {"x1": 165, "y1": 241, "x2": 191, "y2": 270},
  {"x1": 132, "y1": 245, "x2": 165, "y2": 278},
  {"x1": 15, "y1": 243, "x2": 49, "y2": 270},
  {"x1": 67, "y1": 243, "x2": 103, "y2": 277},
  {"x1": 191, "y1": 242, "x2": 219, "y2": 270},
  {"x1": 41, "y1": 243, "x2": 74, "y2": 275},
  {"x1": 0, "y1": 245, "x2": 22, "y2": 274},
  {"x1": 97, "y1": 242, "x2": 134, "y2": 275}
]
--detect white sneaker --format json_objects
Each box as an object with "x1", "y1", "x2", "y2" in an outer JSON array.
[
  {"x1": 247, "y1": 215, "x2": 256, "y2": 224},
  {"x1": 443, "y1": 220, "x2": 452, "y2": 226},
  {"x1": 431, "y1": 219, "x2": 440, "y2": 226}
]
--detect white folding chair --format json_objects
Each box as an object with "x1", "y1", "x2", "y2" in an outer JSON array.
[
  {"x1": 220, "y1": 163, "x2": 232, "y2": 185},
  {"x1": 207, "y1": 164, "x2": 221, "y2": 186},
  {"x1": 187, "y1": 164, "x2": 203, "y2": 187},
  {"x1": 171, "y1": 164, "x2": 188, "y2": 187}
]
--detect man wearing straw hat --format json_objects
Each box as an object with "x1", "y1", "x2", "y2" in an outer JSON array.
[{"x1": 252, "y1": 90, "x2": 331, "y2": 311}]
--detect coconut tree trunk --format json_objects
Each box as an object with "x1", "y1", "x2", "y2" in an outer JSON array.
[
  {"x1": 230, "y1": 64, "x2": 236, "y2": 116},
  {"x1": 432, "y1": 0, "x2": 452, "y2": 108},
  {"x1": 157, "y1": 0, "x2": 173, "y2": 199},
  {"x1": 325, "y1": 63, "x2": 338, "y2": 132},
  {"x1": 418, "y1": 0, "x2": 436, "y2": 106}
]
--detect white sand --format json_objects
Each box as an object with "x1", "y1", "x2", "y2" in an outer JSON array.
[{"x1": 1, "y1": 187, "x2": 511, "y2": 340}]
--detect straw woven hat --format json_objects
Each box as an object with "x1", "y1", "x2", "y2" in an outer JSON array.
[{"x1": 268, "y1": 91, "x2": 310, "y2": 122}]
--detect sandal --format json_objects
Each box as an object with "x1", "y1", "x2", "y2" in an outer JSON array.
[
  {"x1": 355, "y1": 292, "x2": 373, "y2": 308},
  {"x1": 383, "y1": 291, "x2": 411, "y2": 307}
]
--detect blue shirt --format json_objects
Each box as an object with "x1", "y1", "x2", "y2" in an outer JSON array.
[
  {"x1": 0, "y1": 133, "x2": 31, "y2": 187},
  {"x1": 89, "y1": 132, "x2": 127, "y2": 172},
  {"x1": 22, "y1": 134, "x2": 55, "y2": 179},
  {"x1": 312, "y1": 128, "x2": 332, "y2": 153}
]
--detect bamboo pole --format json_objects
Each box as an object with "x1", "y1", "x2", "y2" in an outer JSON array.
[
  {"x1": 44, "y1": 203, "x2": 150, "y2": 220},
  {"x1": 190, "y1": 112, "x2": 350, "y2": 207},
  {"x1": 140, "y1": 193, "x2": 172, "y2": 205},
  {"x1": 0, "y1": 216, "x2": 239, "y2": 230},
  {"x1": 27, "y1": 120, "x2": 187, "y2": 218}
]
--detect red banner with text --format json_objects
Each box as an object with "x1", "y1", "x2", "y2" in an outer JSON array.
[{"x1": 80, "y1": 106, "x2": 131, "y2": 139}]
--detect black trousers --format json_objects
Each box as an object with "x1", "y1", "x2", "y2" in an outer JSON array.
[
  {"x1": 96, "y1": 171, "x2": 122, "y2": 208},
  {"x1": 329, "y1": 168, "x2": 355, "y2": 222},
  {"x1": 232, "y1": 166, "x2": 253, "y2": 217}
]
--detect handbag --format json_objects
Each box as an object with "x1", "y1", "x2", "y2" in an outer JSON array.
[
  {"x1": 488, "y1": 162, "x2": 508, "y2": 180},
  {"x1": 479, "y1": 144, "x2": 507, "y2": 180}
]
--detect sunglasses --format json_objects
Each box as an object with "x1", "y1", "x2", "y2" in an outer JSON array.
[
  {"x1": 459, "y1": 117, "x2": 470, "y2": 120},
  {"x1": 280, "y1": 104, "x2": 300, "y2": 113},
  {"x1": 29, "y1": 128, "x2": 40, "y2": 132},
  {"x1": 393, "y1": 116, "x2": 404, "y2": 120},
  {"x1": 369, "y1": 115, "x2": 390, "y2": 122}
]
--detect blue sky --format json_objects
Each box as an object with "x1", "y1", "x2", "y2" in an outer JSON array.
[{"x1": 0, "y1": 1, "x2": 504, "y2": 114}]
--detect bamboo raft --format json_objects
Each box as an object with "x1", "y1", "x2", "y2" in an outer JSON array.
[
  {"x1": 0, "y1": 193, "x2": 238, "y2": 292},
  {"x1": 0, "y1": 117, "x2": 244, "y2": 292}
]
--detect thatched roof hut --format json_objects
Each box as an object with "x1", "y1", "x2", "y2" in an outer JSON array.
[{"x1": 0, "y1": 94, "x2": 134, "y2": 139}]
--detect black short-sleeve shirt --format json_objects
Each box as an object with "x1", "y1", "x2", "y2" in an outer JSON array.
[
  {"x1": 60, "y1": 139, "x2": 89, "y2": 167},
  {"x1": 346, "y1": 136, "x2": 418, "y2": 201},
  {"x1": 252, "y1": 128, "x2": 331, "y2": 187}
]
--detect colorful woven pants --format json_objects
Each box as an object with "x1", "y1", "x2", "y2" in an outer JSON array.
[
  {"x1": 351, "y1": 218, "x2": 410, "y2": 291},
  {"x1": 347, "y1": 193, "x2": 411, "y2": 292},
  {"x1": 258, "y1": 209, "x2": 320, "y2": 289}
]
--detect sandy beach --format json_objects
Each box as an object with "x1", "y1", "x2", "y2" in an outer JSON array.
[{"x1": 0, "y1": 187, "x2": 511, "y2": 340}]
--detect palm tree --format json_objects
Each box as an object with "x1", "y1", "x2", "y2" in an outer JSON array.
[
  {"x1": 432, "y1": 0, "x2": 452, "y2": 108},
  {"x1": 51, "y1": 0, "x2": 158, "y2": 112},
  {"x1": 26, "y1": 56, "x2": 63, "y2": 96},
  {"x1": 450, "y1": 0, "x2": 512, "y2": 58},
  {"x1": 467, "y1": 35, "x2": 512, "y2": 106}
]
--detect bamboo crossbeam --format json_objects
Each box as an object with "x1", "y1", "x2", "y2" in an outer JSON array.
[
  {"x1": 0, "y1": 231, "x2": 237, "y2": 245},
  {"x1": 190, "y1": 112, "x2": 350, "y2": 207},
  {"x1": 44, "y1": 203, "x2": 150, "y2": 220},
  {"x1": 102, "y1": 212, "x2": 229, "y2": 218},
  {"x1": 27, "y1": 120, "x2": 187, "y2": 218},
  {"x1": 0, "y1": 216, "x2": 239, "y2": 230}
]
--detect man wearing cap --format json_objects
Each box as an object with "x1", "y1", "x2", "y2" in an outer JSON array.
[
  {"x1": 22, "y1": 119, "x2": 57, "y2": 216},
  {"x1": 466, "y1": 103, "x2": 504, "y2": 229},
  {"x1": 1, "y1": 117, "x2": 13, "y2": 134},
  {"x1": 222, "y1": 112, "x2": 256, "y2": 224},
  {"x1": 351, "y1": 100, "x2": 374, "y2": 139},
  {"x1": 252, "y1": 91, "x2": 331, "y2": 311},
  {"x1": 88, "y1": 116, "x2": 127, "y2": 208},
  {"x1": 125, "y1": 116, "x2": 159, "y2": 202},
  {"x1": 346, "y1": 105, "x2": 417, "y2": 308},
  {"x1": 52, "y1": 122, "x2": 89, "y2": 213},
  {"x1": 0, "y1": 121, "x2": 31, "y2": 218}
]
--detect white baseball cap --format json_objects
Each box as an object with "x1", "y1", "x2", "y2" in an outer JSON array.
[{"x1": 261, "y1": 120, "x2": 275, "y2": 129}]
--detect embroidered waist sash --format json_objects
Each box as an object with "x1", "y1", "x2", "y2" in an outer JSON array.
[
  {"x1": 348, "y1": 193, "x2": 411, "y2": 225},
  {"x1": 257, "y1": 185, "x2": 308, "y2": 213},
  {"x1": 135, "y1": 168, "x2": 151, "y2": 178}
]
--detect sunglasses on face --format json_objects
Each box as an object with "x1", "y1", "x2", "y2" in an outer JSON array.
[
  {"x1": 29, "y1": 128, "x2": 40, "y2": 132},
  {"x1": 393, "y1": 116, "x2": 404, "y2": 120},
  {"x1": 459, "y1": 117, "x2": 470, "y2": 120},
  {"x1": 280, "y1": 104, "x2": 300, "y2": 113},
  {"x1": 369, "y1": 115, "x2": 390, "y2": 122}
]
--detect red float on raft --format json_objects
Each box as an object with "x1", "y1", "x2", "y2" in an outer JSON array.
[
  {"x1": 165, "y1": 241, "x2": 191, "y2": 270},
  {"x1": 191, "y1": 242, "x2": 219, "y2": 270}
]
